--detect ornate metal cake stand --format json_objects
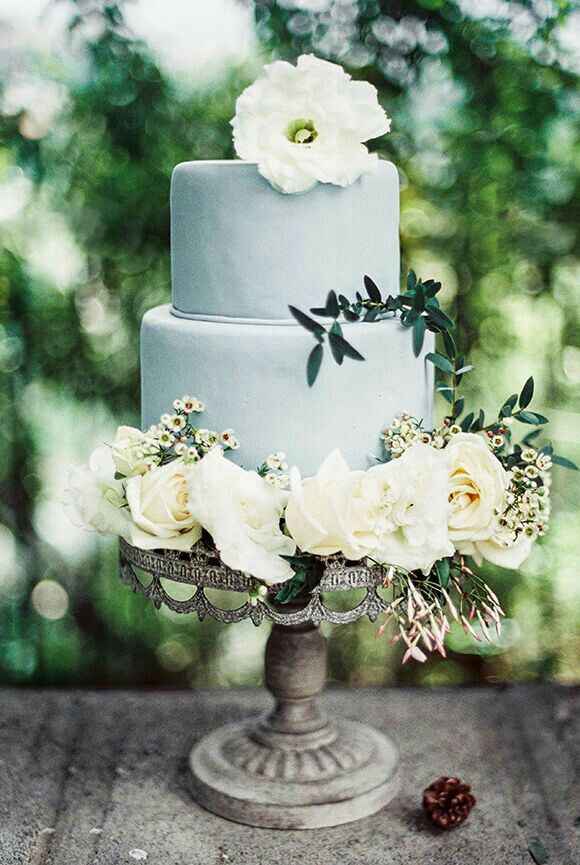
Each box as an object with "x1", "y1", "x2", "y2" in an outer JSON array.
[{"x1": 119, "y1": 538, "x2": 399, "y2": 830}]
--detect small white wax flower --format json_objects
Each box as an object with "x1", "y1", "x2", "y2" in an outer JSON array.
[
  {"x1": 158, "y1": 431, "x2": 174, "y2": 448},
  {"x1": 173, "y1": 399, "x2": 184, "y2": 411},
  {"x1": 168, "y1": 415, "x2": 186, "y2": 432},
  {"x1": 522, "y1": 447, "x2": 537, "y2": 463}
]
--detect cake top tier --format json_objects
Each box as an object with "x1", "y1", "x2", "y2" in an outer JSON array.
[{"x1": 170, "y1": 160, "x2": 400, "y2": 322}]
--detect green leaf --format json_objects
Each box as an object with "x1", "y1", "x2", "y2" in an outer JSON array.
[
  {"x1": 455, "y1": 364, "x2": 474, "y2": 376},
  {"x1": 412, "y1": 316, "x2": 426, "y2": 357},
  {"x1": 344, "y1": 309, "x2": 360, "y2": 322},
  {"x1": 522, "y1": 429, "x2": 542, "y2": 445},
  {"x1": 519, "y1": 376, "x2": 534, "y2": 409},
  {"x1": 328, "y1": 321, "x2": 345, "y2": 365},
  {"x1": 289, "y1": 305, "x2": 326, "y2": 338},
  {"x1": 275, "y1": 571, "x2": 306, "y2": 604},
  {"x1": 426, "y1": 352, "x2": 454, "y2": 374},
  {"x1": 307, "y1": 343, "x2": 324, "y2": 386},
  {"x1": 364, "y1": 307, "x2": 380, "y2": 322},
  {"x1": 326, "y1": 290, "x2": 340, "y2": 318},
  {"x1": 452, "y1": 396, "x2": 465, "y2": 419},
  {"x1": 442, "y1": 328, "x2": 457, "y2": 358},
  {"x1": 517, "y1": 410, "x2": 549, "y2": 425},
  {"x1": 552, "y1": 454, "x2": 579, "y2": 470},
  {"x1": 435, "y1": 558, "x2": 450, "y2": 588},
  {"x1": 460, "y1": 411, "x2": 474, "y2": 432},
  {"x1": 364, "y1": 275, "x2": 382, "y2": 302},
  {"x1": 330, "y1": 332, "x2": 365, "y2": 362},
  {"x1": 500, "y1": 394, "x2": 519, "y2": 418},
  {"x1": 528, "y1": 838, "x2": 549, "y2": 865},
  {"x1": 407, "y1": 270, "x2": 417, "y2": 291},
  {"x1": 426, "y1": 305, "x2": 454, "y2": 330},
  {"x1": 422, "y1": 279, "x2": 442, "y2": 298},
  {"x1": 413, "y1": 283, "x2": 425, "y2": 313},
  {"x1": 470, "y1": 408, "x2": 485, "y2": 431}
]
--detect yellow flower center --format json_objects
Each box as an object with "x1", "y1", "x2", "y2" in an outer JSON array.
[{"x1": 286, "y1": 118, "x2": 318, "y2": 145}]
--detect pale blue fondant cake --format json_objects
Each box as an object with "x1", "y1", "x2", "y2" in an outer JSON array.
[{"x1": 141, "y1": 160, "x2": 434, "y2": 474}]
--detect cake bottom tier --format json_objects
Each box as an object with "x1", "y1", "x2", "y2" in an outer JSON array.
[{"x1": 141, "y1": 305, "x2": 434, "y2": 475}]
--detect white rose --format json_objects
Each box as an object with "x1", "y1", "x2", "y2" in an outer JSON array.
[
  {"x1": 286, "y1": 445, "x2": 453, "y2": 574},
  {"x1": 445, "y1": 433, "x2": 508, "y2": 543},
  {"x1": 126, "y1": 460, "x2": 201, "y2": 551},
  {"x1": 232, "y1": 54, "x2": 391, "y2": 194},
  {"x1": 111, "y1": 425, "x2": 150, "y2": 477},
  {"x1": 285, "y1": 449, "x2": 359, "y2": 557},
  {"x1": 460, "y1": 534, "x2": 534, "y2": 570},
  {"x1": 187, "y1": 448, "x2": 296, "y2": 584},
  {"x1": 64, "y1": 446, "x2": 131, "y2": 540}
]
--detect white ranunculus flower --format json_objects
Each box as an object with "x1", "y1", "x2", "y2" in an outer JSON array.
[
  {"x1": 64, "y1": 445, "x2": 131, "y2": 540},
  {"x1": 187, "y1": 447, "x2": 296, "y2": 584},
  {"x1": 232, "y1": 54, "x2": 391, "y2": 194},
  {"x1": 286, "y1": 445, "x2": 453, "y2": 574},
  {"x1": 445, "y1": 433, "x2": 509, "y2": 544},
  {"x1": 111, "y1": 425, "x2": 150, "y2": 478},
  {"x1": 459, "y1": 534, "x2": 534, "y2": 570},
  {"x1": 126, "y1": 460, "x2": 201, "y2": 551},
  {"x1": 363, "y1": 444, "x2": 454, "y2": 574}
]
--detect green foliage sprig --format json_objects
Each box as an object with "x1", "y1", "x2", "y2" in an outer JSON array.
[{"x1": 289, "y1": 271, "x2": 454, "y2": 386}]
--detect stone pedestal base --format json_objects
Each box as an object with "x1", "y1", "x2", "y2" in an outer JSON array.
[
  {"x1": 188, "y1": 619, "x2": 399, "y2": 829},
  {"x1": 189, "y1": 718, "x2": 399, "y2": 829}
]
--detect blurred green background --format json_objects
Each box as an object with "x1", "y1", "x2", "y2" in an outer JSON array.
[{"x1": 1, "y1": 0, "x2": 579, "y2": 689}]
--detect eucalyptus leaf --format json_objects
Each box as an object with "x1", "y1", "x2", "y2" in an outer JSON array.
[
  {"x1": 519, "y1": 376, "x2": 534, "y2": 409},
  {"x1": 500, "y1": 394, "x2": 519, "y2": 417},
  {"x1": 331, "y1": 333, "x2": 365, "y2": 361},
  {"x1": 307, "y1": 343, "x2": 323, "y2": 386},
  {"x1": 326, "y1": 290, "x2": 340, "y2": 318},
  {"x1": 407, "y1": 270, "x2": 417, "y2": 291},
  {"x1": 517, "y1": 410, "x2": 549, "y2": 425},
  {"x1": 442, "y1": 328, "x2": 457, "y2": 358},
  {"x1": 552, "y1": 454, "x2": 579, "y2": 470},
  {"x1": 413, "y1": 315, "x2": 426, "y2": 357},
  {"x1": 460, "y1": 411, "x2": 474, "y2": 432},
  {"x1": 364, "y1": 274, "x2": 382, "y2": 302},
  {"x1": 289, "y1": 305, "x2": 326, "y2": 338},
  {"x1": 426, "y1": 352, "x2": 454, "y2": 374}
]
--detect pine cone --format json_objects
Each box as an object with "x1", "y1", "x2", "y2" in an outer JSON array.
[{"x1": 422, "y1": 776, "x2": 476, "y2": 829}]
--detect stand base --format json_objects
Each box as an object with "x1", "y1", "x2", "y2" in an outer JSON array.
[{"x1": 189, "y1": 717, "x2": 400, "y2": 829}]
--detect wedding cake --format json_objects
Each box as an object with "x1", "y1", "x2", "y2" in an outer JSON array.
[{"x1": 140, "y1": 158, "x2": 433, "y2": 474}]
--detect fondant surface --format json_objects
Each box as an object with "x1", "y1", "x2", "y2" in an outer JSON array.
[
  {"x1": 171, "y1": 160, "x2": 400, "y2": 320},
  {"x1": 141, "y1": 306, "x2": 434, "y2": 475}
]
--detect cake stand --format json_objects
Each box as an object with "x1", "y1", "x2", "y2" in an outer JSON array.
[{"x1": 119, "y1": 538, "x2": 400, "y2": 830}]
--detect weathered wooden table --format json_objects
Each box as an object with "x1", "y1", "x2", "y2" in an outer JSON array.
[{"x1": 1, "y1": 685, "x2": 578, "y2": 865}]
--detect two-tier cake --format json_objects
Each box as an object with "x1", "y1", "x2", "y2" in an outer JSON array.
[{"x1": 141, "y1": 160, "x2": 433, "y2": 474}]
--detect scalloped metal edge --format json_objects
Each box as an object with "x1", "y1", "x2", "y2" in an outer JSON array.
[{"x1": 118, "y1": 538, "x2": 391, "y2": 626}]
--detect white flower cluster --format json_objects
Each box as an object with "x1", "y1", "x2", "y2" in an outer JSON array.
[
  {"x1": 498, "y1": 446, "x2": 552, "y2": 545},
  {"x1": 65, "y1": 395, "x2": 551, "y2": 665},
  {"x1": 65, "y1": 397, "x2": 294, "y2": 584},
  {"x1": 232, "y1": 54, "x2": 391, "y2": 194},
  {"x1": 381, "y1": 415, "x2": 552, "y2": 569},
  {"x1": 259, "y1": 452, "x2": 290, "y2": 490}
]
